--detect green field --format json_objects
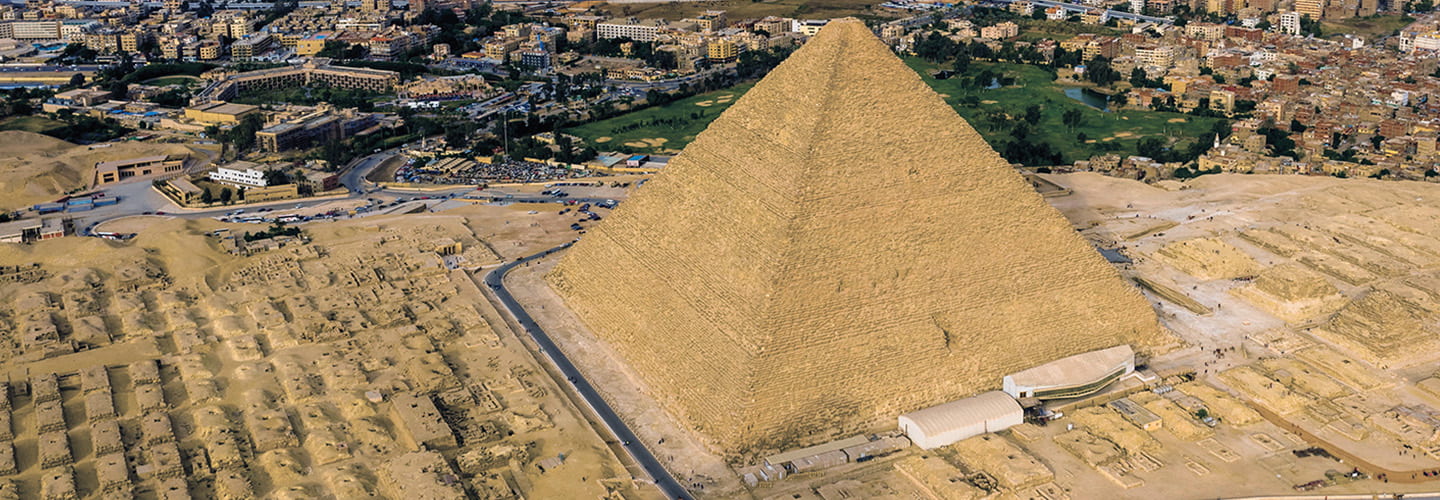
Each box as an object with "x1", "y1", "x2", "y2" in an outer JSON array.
[
  {"x1": 908, "y1": 58, "x2": 1224, "y2": 164},
  {"x1": 565, "y1": 83, "x2": 754, "y2": 154},
  {"x1": 144, "y1": 75, "x2": 202, "y2": 87},
  {"x1": 601, "y1": 0, "x2": 893, "y2": 22},
  {"x1": 568, "y1": 58, "x2": 1221, "y2": 163},
  {"x1": 1322, "y1": 14, "x2": 1414, "y2": 38},
  {"x1": 1016, "y1": 19, "x2": 1126, "y2": 42},
  {"x1": 0, "y1": 115, "x2": 66, "y2": 134}
]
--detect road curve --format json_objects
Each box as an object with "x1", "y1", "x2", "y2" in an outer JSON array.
[{"x1": 484, "y1": 243, "x2": 691, "y2": 500}]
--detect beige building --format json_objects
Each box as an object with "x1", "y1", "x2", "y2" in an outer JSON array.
[
  {"x1": 184, "y1": 102, "x2": 260, "y2": 125},
  {"x1": 1210, "y1": 89, "x2": 1236, "y2": 114},
  {"x1": 94, "y1": 155, "x2": 187, "y2": 186}
]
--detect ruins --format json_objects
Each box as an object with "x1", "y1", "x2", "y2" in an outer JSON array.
[
  {"x1": 0, "y1": 209, "x2": 641, "y2": 499},
  {"x1": 548, "y1": 18, "x2": 1170, "y2": 454}
]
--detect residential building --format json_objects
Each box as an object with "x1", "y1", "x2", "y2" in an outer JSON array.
[
  {"x1": 1210, "y1": 89, "x2": 1235, "y2": 114},
  {"x1": 297, "y1": 32, "x2": 331, "y2": 56},
  {"x1": 980, "y1": 22, "x2": 1019, "y2": 40},
  {"x1": 597, "y1": 19, "x2": 664, "y2": 41},
  {"x1": 1135, "y1": 44, "x2": 1175, "y2": 68},
  {"x1": 230, "y1": 34, "x2": 274, "y2": 61},
  {"x1": 1278, "y1": 11, "x2": 1302, "y2": 35},
  {"x1": 707, "y1": 39, "x2": 739, "y2": 62},
  {"x1": 1294, "y1": 0, "x2": 1323, "y2": 19}
]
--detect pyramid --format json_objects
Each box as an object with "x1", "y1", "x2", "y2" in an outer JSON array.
[{"x1": 549, "y1": 19, "x2": 1168, "y2": 454}]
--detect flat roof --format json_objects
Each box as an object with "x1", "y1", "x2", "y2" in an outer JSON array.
[
  {"x1": 96, "y1": 155, "x2": 178, "y2": 171},
  {"x1": 169, "y1": 177, "x2": 202, "y2": 194},
  {"x1": 192, "y1": 102, "x2": 257, "y2": 115},
  {"x1": 764, "y1": 435, "x2": 869, "y2": 466},
  {"x1": 0, "y1": 219, "x2": 43, "y2": 235}
]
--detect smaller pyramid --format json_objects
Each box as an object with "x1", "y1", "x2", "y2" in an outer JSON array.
[{"x1": 549, "y1": 18, "x2": 1168, "y2": 454}]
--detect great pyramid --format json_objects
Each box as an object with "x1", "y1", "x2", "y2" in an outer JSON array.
[{"x1": 549, "y1": 18, "x2": 1169, "y2": 454}]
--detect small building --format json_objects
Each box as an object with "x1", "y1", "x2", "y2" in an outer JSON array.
[
  {"x1": 763, "y1": 434, "x2": 868, "y2": 471},
  {"x1": 841, "y1": 435, "x2": 910, "y2": 462},
  {"x1": 161, "y1": 177, "x2": 205, "y2": 205},
  {"x1": 898, "y1": 391, "x2": 1024, "y2": 449},
  {"x1": 1107, "y1": 397, "x2": 1162, "y2": 430},
  {"x1": 790, "y1": 450, "x2": 847, "y2": 473},
  {"x1": 94, "y1": 155, "x2": 186, "y2": 186},
  {"x1": 1002, "y1": 345, "x2": 1135, "y2": 400},
  {"x1": 626, "y1": 154, "x2": 650, "y2": 167},
  {"x1": 0, "y1": 219, "x2": 42, "y2": 244}
]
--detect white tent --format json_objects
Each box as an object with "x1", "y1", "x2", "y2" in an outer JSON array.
[{"x1": 898, "y1": 391, "x2": 1023, "y2": 449}]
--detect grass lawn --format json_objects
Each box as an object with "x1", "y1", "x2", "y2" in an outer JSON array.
[
  {"x1": 565, "y1": 83, "x2": 754, "y2": 154},
  {"x1": 600, "y1": 0, "x2": 896, "y2": 22},
  {"x1": 0, "y1": 115, "x2": 66, "y2": 134},
  {"x1": 568, "y1": 59, "x2": 1221, "y2": 164},
  {"x1": 1321, "y1": 14, "x2": 1414, "y2": 39},
  {"x1": 1015, "y1": 19, "x2": 1126, "y2": 42},
  {"x1": 910, "y1": 58, "x2": 1223, "y2": 164},
  {"x1": 145, "y1": 75, "x2": 202, "y2": 87}
]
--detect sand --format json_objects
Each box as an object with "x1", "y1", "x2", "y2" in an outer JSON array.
[
  {"x1": 0, "y1": 131, "x2": 205, "y2": 209},
  {"x1": 0, "y1": 205, "x2": 646, "y2": 499}
]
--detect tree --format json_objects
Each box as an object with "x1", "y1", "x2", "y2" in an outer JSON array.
[
  {"x1": 220, "y1": 187, "x2": 233, "y2": 204},
  {"x1": 1084, "y1": 57, "x2": 1122, "y2": 86},
  {"x1": 68, "y1": 74, "x2": 85, "y2": 88},
  {"x1": 1024, "y1": 105, "x2": 1043, "y2": 125},
  {"x1": 1062, "y1": 108, "x2": 1084, "y2": 130},
  {"x1": 264, "y1": 169, "x2": 292, "y2": 186},
  {"x1": 108, "y1": 81, "x2": 129, "y2": 99},
  {"x1": 224, "y1": 114, "x2": 265, "y2": 152},
  {"x1": 1130, "y1": 67, "x2": 1150, "y2": 88},
  {"x1": 201, "y1": 188, "x2": 214, "y2": 204},
  {"x1": 1137, "y1": 136, "x2": 1167, "y2": 159},
  {"x1": 1370, "y1": 135, "x2": 1386, "y2": 149}
]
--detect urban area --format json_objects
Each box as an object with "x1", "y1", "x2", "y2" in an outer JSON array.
[{"x1": 2, "y1": 0, "x2": 1440, "y2": 496}]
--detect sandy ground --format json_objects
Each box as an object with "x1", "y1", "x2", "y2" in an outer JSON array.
[
  {"x1": 0, "y1": 204, "x2": 655, "y2": 500},
  {"x1": 505, "y1": 258, "x2": 746, "y2": 497},
  {"x1": 0, "y1": 131, "x2": 208, "y2": 210}
]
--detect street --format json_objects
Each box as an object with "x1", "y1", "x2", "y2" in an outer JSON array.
[{"x1": 484, "y1": 244, "x2": 691, "y2": 500}]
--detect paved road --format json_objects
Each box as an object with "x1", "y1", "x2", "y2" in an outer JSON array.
[
  {"x1": 484, "y1": 244, "x2": 691, "y2": 500},
  {"x1": 985, "y1": 0, "x2": 1175, "y2": 23}
]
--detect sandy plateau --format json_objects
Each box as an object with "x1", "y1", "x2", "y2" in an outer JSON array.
[
  {"x1": 0, "y1": 132, "x2": 210, "y2": 208},
  {"x1": 0, "y1": 201, "x2": 653, "y2": 500},
  {"x1": 17, "y1": 168, "x2": 1440, "y2": 500}
]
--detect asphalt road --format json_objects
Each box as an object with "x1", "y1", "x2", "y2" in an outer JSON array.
[
  {"x1": 986, "y1": 0, "x2": 1175, "y2": 23},
  {"x1": 484, "y1": 244, "x2": 691, "y2": 500}
]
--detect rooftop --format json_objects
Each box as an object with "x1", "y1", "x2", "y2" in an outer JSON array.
[{"x1": 1005, "y1": 345, "x2": 1134, "y2": 389}]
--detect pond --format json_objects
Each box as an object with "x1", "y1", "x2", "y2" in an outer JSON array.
[{"x1": 1063, "y1": 87, "x2": 1110, "y2": 112}]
